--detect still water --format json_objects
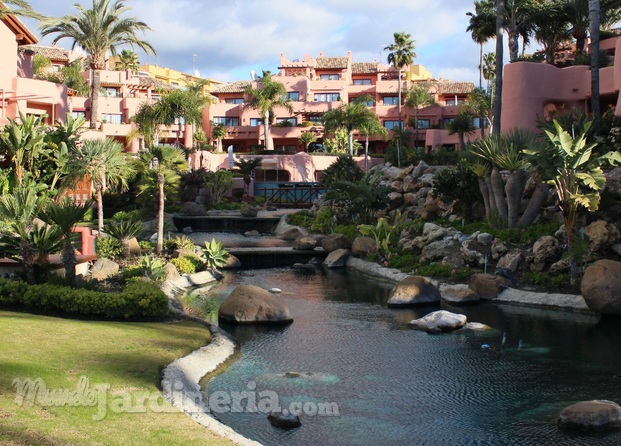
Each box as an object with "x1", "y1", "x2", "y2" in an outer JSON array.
[{"x1": 200, "y1": 268, "x2": 621, "y2": 446}]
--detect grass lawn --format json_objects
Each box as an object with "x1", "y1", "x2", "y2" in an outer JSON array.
[{"x1": 0, "y1": 310, "x2": 233, "y2": 446}]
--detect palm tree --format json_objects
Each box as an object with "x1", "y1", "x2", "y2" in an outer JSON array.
[
  {"x1": 494, "y1": 0, "x2": 505, "y2": 135},
  {"x1": 467, "y1": 1, "x2": 496, "y2": 88},
  {"x1": 464, "y1": 87, "x2": 493, "y2": 138},
  {"x1": 66, "y1": 137, "x2": 135, "y2": 234},
  {"x1": 590, "y1": 0, "x2": 601, "y2": 126},
  {"x1": 299, "y1": 131, "x2": 317, "y2": 151},
  {"x1": 0, "y1": 0, "x2": 42, "y2": 19},
  {"x1": 40, "y1": 0, "x2": 156, "y2": 129},
  {"x1": 0, "y1": 113, "x2": 47, "y2": 187},
  {"x1": 446, "y1": 112, "x2": 476, "y2": 149},
  {"x1": 234, "y1": 158, "x2": 262, "y2": 196},
  {"x1": 115, "y1": 49, "x2": 139, "y2": 72},
  {"x1": 482, "y1": 52, "x2": 496, "y2": 92},
  {"x1": 358, "y1": 116, "x2": 388, "y2": 171},
  {"x1": 504, "y1": 0, "x2": 536, "y2": 62},
  {"x1": 138, "y1": 146, "x2": 186, "y2": 253},
  {"x1": 242, "y1": 71, "x2": 292, "y2": 151},
  {"x1": 322, "y1": 96, "x2": 378, "y2": 156},
  {"x1": 385, "y1": 32, "x2": 416, "y2": 167},
  {"x1": 405, "y1": 83, "x2": 437, "y2": 148},
  {"x1": 530, "y1": 0, "x2": 572, "y2": 64},
  {"x1": 40, "y1": 199, "x2": 91, "y2": 286},
  {"x1": 212, "y1": 123, "x2": 227, "y2": 152}
]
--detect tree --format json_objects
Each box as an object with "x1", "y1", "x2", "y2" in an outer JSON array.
[
  {"x1": 467, "y1": 1, "x2": 496, "y2": 88},
  {"x1": 464, "y1": 87, "x2": 493, "y2": 138},
  {"x1": 242, "y1": 71, "x2": 292, "y2": 151},
  {"x1": 322, "y1": 97, "x2": 378, "y2": 156},
  {"x1": 446, "y1": 112, "x2": 476, "y2": 149},
  {"x1": 530, "y1": 0, "x2": 571, "y2": 64},
  {"x1": 65, "y1": 137, "x2": 135, "y2": 234},
  {"x1": 502, "y1": 0, "x2": 537, "y2": 62},
  {"x1": 234, "y1": 157, "x2": 262, "y2": 196},
  {"x1": 40, "y1": 0, "x2": 156, "y2": 129},
  {"x1": 299, "y1": 131, "x2": 317, "y2": 151},
  {"x1": 590, "y1": 0, "x2": 601, "y2": 126},
  {"x1": 385, "y1": 32, "x2": 416, "y2": 167},
  {"x1": 494, "y1": 0, "x2": 505, "y2": 135},
  {"x1": 482, "y1": 52, "x2": 496, "y2": 92},
  {"x1": 40, "y1": 199, "x2": 91, "y2": 286},
  {"x1": 358, "y1": 115, "x2": 388, "y2": 171},
  {"x1": 212, "y1": 123, "x2": 227, "y2": 152},
  {"x1": 405, "y1": 83, "x2": 437, "y2": 148},
  {"x1": 0, "y1": 0, "x2": 42, "y2": 19},
  {"x1": 115, "y1": 49, "x2": 139, "y2": 72},
  {"x1": 0, "y1": 113, "x2": 47, "y2": 187},
  {"x1": 138, "y1": 146, "x2": 186, "y2": 253}
]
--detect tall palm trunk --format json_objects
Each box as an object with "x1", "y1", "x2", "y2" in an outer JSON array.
[
  {"x1": 90, "y1": 68, "x2": 101, "y2": 129},
  {"x1": 490, "y1": 166, "x2": 507, "y2": 224},
  {"x1": 478, "y1": 43, "x2": 483, "y2": 89},
  {"x1": 505, "y1": 169, "x2": 524, "y2": 228},
  {"x1": 95, "y1": 185, "x2": 104, "y2": 233},
  {"x1": 62, "y1": 238, "x2": 77, "y2": 286},
  {"x1": 263, "y1": 111, "x2": 272, "y2": 150},
  {"x1": 478, "y1": 177, "x2": 492, "y2": 220},
  {"x1": 364, "y1": 135, "x2": 369, "y2": 171},
  {"x1": 590, "y1": 0, "x2": 601, "y2": 126},
  {"x1": 21, "y1": 240, "x2": 36, "y2": 285},
  {"x1": 156, "y1": 174, "x2": 165, "y2": 253},
  {"x1": 493, "y1": 0, "x2": 504, "y2": 135},
  {"x1": 348, "y1": 130, "x2": 354, "y2": 156},
  {"x1": 397, "y1": 68, "x2": 403, "y2": 167},
  {"x1": 518, "y1": 182, "x2": 549, "y2": 227}
]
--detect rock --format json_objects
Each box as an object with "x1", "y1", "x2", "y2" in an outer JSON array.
[
  {"x1": 557, "y1": 400, "x2": 621, "y2": 432},
  {"x1": 218, "y1": 284, "x2": 293, "y2": 324},
  {"x1": 222, "y1": 255, "x2": 241, "y2": 269},
  {"x1": 581, "y1": 260, "x2": 621, "y2": 315},
  {"x1": 387, "y1": 192, "x2": 404, "y2": 209},
  {"x1": 496, "y1": 249, "x2": 522, "y2": 272},
  {"x1": 469, "y1": 273, "x2": 513, "y2": 300},
  {"x1": 292, "y1": 236, "x2": 317, "y2": 250},
  {"x1": 322, "y1": 249, "x2": 350, "y2": 268},
  {"x1": 584, "y1": 220, "x2": 620, "y2": 252},
  {"x1": 172, "y1": 248, "x2": 195, "y2": 259},
  {"x1": 128, "y1": 237, "x2": 141, "y2": 256},
  {"x1": 491, "y1": 239, "x2": 510, "y2": 259},
  {"x1": 280, "y1": 227, "x2": 305, "y2": 241},
  {"x1": 422, "y1": 223, "x2": 453, "y2": 242},
  {"x1": 267, "y1": 412, "x2": 302, "y2": 429},
  {"x1": 403, "y1": 192, "x2": 418, "y2": 205},
  {"x1": 421, "y1": 239, "x2": 461, "y2": 263},
  {"x1": 476, "y1": 232, "x2": 494, "y2": 245},
  {"x1": 244, "y1": 230, "x2": 260, "y2": 237},
  {"x1": 461, "y1": 239, "x2": 491, "y2": 268},
  {"x1": 420, "y1": 173, "x2": 434, "y2": 186},
  {"x1": 409, "y1": 310, "x2": 467, "y2": 334},
  {"x1": 549, "y1": 258, "x2": 571, "y2": 274},
  {"x1": 387, "y1": 276, "x2": 441, "y2": 307},
  {"x1": 321, "y1": 234, "x2": 352, "y2": 253},
  {"x1": 164, "y1": 262, "x2": 181, "y2": 282},
  {"x1": 352, "y1": 236, "x2": 377, "y2": 257},
  {"x1": 531, "y1": 235, "x2": 561, "y2": 264},
  {"x1": 411, "y1": 160, "x2": 429, "y2": 179},
  {"x1": 89, "y1": 258, "x2": 119, "y2": 281},
  {"x1": 463, "y1": 322, "x2": 493, "y2": 331},
  {"x1": 293, "y1": 263, "x2": 317, "y2": 271},
  {"x1": 612, "y1": 243, "x2": 621, "y2": 256},
  {"x1": 240, "y1": 203, "x2": 259, "y2": 217},
  {"x1": 180, "y1": 201, "x2": 207, "y2": 216},
  {"x1": 182, "y1": 227, "x2": 193, "y2": 234},
  {"x1": 440, "y1": 284, "x2": 480, "y2": 305},
  {"x1": 269, "y1": 288, "x2": 282, "y2": 294}
]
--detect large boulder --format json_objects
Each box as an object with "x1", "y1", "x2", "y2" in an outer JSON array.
[
  {"x1": 268, "y1": 412, "x2": 301, "y2": 429},
  {"x1": 240, "y1": 202, "x2": 259, "y2": 217},
  {"x1": 89, "y1": 258, "x2": 119, "y2": 281},
  {"x1": 409, "y1": 310, "x2": 467, "y2": 334},
  {"x1": 321, "y1": 233, "x2": 352, "y2": 253},
  {"x1": 127, "y1": 237, "x2": 141, "y2": 257},
  {"x1": 581, "y1": 260, "x2": 621, "y2": 315},
  {"x1": 557, "y1": 400, "x2": 621, "y2": 432},
  {"x1": 322, "y1": 249, "x2": 350, "y2": 268},
  {"x1": 387, "y1": 276, "x2": 441, "y2": 307},
  {"x1": 531, "y1": 235, "x2": 561, "y2": 264},
  {"x1": 292, "y1": 236, "x2": 317, "y2": 250},
  {"x1": 352, "y1": 236, "x2": 377, "y2": 257},
  {"x1": 440, "y1": 284, "x2": 480, "y2": 306},
  {"x1": 164, "y1": 262, "x2": 181, "y2": 282},
  {"x1": 218, "y1": 285, "x2": 293, "y2": 325},
  {"x1": 584, "y1": 220, "x2": 620, "y2": 252},
  {"x1": 469, "y1": 273, "x2": 513, "y2": 300},
  {"x1": 180, "y1": 201, "x2": 207, "y2": 216},
  {"x1": 280, "y1": 227, "x2": 305, "y2": 241}
]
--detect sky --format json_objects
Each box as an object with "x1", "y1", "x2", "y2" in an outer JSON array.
[{"x1": 22, "y1": 0, "x2": 496, "y2": 84}]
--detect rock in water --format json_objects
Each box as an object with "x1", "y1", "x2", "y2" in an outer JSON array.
[
  {"x1": 409, "y1": 310, "x2": 467, "y2": 334},
  {"x1": 218, "y1": 285, "x2": 293, "y2": 325},
  {"x1": 557, "y1": 400, "x2": 621, "y2": 432},
  {"x1": 387, "y1": 276, "x2": 441, "y2": 306},
  {"x1": 267, "y1": 411, "x2": 301, "y2": 429},
  {"x1": 581, "y1": 260, "x2": 621, "y2": 315}
]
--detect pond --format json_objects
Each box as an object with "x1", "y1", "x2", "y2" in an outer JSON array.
[{"x1": 198, "y1": 267, "x2": 621, "y2": 446}]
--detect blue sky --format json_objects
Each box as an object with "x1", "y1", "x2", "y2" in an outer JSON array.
[{"x1": 23, "y1": 0, "x2": 495, "y2": 84}]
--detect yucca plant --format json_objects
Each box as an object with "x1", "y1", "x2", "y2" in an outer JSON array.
[
  {"x1": 105, "y1": 219, "x2": 144, "y2": 258},
  {"x1": 203, "y1": 238, "x2": 229, "y2": 270}
]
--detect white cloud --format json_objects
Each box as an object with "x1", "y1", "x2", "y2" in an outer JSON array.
[{"x1": 25, "y1": 0, "x2": 487, "y2": 83}]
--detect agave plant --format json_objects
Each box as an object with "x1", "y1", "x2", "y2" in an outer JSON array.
[{"x1": 203, "y1": 238, "x2": 229, "y2": 270}]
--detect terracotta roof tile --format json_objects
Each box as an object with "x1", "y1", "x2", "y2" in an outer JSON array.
[
  {"x1": 130, "y1": 77, "x2": 175, "y2": 91},
  {"x1": 435, "y1": 81, "x2": 476, "y2": 95},
  {"x1": 352, "y1": 62, "x2": 377, "y2": 74},
  {"x1": 213, "y1": 80, "x2": 252, "y2": 94},
  {"x1": 316, "y1": 57, "x2": 348, "y2": 69},
  {"x1": 18, "y1": 45, "x2": 70, "y2": 62}
]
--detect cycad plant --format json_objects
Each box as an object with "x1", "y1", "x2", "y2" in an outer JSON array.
[{"x1": 105, "y1": 219, "x2": 144, "y2": 258}]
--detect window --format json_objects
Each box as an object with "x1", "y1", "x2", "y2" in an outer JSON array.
[
  {"x1": 249, "y1": 118, "x2": 264, "y2": 126},
  {"x1": 445, "y1": 98, "x2": 466, "y2": 106},
  {"x1": 314, "y1": 93, "x2": 340, "y2": 102},
  {"x1": 443, "y1": 118, "x2": 455, "y2": 128},
  {"x1": 417, "y1": 119, "x2": 431, "y2": 129},
  {"x1": 214, "y1": 117, "x2": 240, "y2": 126},
  {"x1": 383, "y1": 96, "x2": 399, "y2": 106},
  {"x1": 101, "y1": 113, "x2": 122, "y2": 124},
  {"x1": 225, "y1": 98, "x2": 244, "y2": 104},
  {"x1": 276, "y1": 117, "x2": 297, "y2": 126},
  {"x1": 100, "y1": 87, "x2": 119, "y2": 98},
  {"x1": 473, "y1": 117, "x2": 488, "y2": 129},
  {"x1": 383, "y1": 120, "x2": 402, "y2": 130},
  {"x1": 351, "y1": 97, "x2": 374, "y2": 107},
  {"x1": 71, "y1": 111, "x2": 86, "y2": 120},
  {"x1": 174, "y1": 117, "x2": 186, "y2": 125},
  {"x1": 353, "y1": 79, "x2": 372, "y2": 85},
  {"x1": 320, "y1": 74, "x2": 339, "y2": 80},
  {"x1": 308, "y1": 115, "x2": 323, "y2": 124},
  {"x1": 288, "y1": 92, "x2": 300, "y2": 101}
]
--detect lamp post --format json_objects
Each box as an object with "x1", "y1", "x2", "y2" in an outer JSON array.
[{"x1": 151, "y1": 156, "x2": 165, "y2": 253}]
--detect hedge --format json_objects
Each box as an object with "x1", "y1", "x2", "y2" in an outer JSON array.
[{"x1": 0, "y1": 279, "x2": 169, "y2": 320}]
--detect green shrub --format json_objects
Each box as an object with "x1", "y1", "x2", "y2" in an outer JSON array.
[
  {"x1": 0, "y1": 279, "x2": 168, "y2": 320},
  {"x1": 170, "y1": 255, "x2": 203, "y2": 274},
  {"x1": 333, "y1": 224, "x2": 359, "y2": 241},
  {"x1": 287, "y1": 210, "x2": 314, "y2": 228},
  {"x1": 310, "y1": 207, "x2": 336, "y2": 233},
  {"x1": 318, "y1": 156, "x2": 363, "y2": 188},
  {"x1": 167, "y1": 235, "x2": 196, "y2": 252},
  {"x1": 432, "y1": 159, "x2": 482, "y2": 220},
  {"x1": 96, "y1": 236, "x2": 123, "y2": 259},
  {"x1": 121, "y1": 256, "x2": 168, "y2": 282},
  {"x1": 203, "y1": 239, "x2": 229, "y2": 269},
  {"x1": 112, "y1": 210, "x2": 143, "y2": 222},
  {"x1": 139, "y1": 240, "x2": 155, "y2": 251}
]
